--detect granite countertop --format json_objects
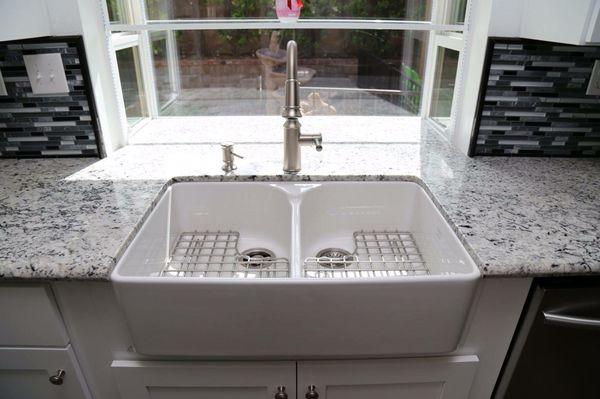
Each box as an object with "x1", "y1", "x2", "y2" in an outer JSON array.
[{"x1": 1, "y1": 116, "x2": 599, "y2": 280}]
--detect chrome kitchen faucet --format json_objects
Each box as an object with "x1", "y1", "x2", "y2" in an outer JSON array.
[{"x1": 282, "y1": 40, "x2": 322, "y2": 174}]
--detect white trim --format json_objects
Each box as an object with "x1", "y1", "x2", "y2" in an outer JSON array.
[
  {"x1": 434, "y1": 33, "x2": 464, "y2": 51},
  {"x1": 445, "y1": 0, "x2": 473, "y2": 143},
  {"x1": 451, "y1": 0, "x2": 490, "y2": 155},
  {"x1": 76, "y1": 0, "x2": 128, "y2": 154},
  {"x1": 110, "y1": 20, "x2": 465, "y2": 32},
  {"x1": 111, "y1": 32, "x2": 140, "y2": 50}
]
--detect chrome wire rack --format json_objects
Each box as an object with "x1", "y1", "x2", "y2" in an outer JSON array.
[
  {"x1": 304, "y1": 231, "x2": 429, "y2": 278},
  {"x1": 160, "y1": 231, "x2": 289, "y2": 278}
]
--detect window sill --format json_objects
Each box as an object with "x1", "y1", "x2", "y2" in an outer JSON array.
[{"x1": 128, "y1": 115, "x2": 426, "y2": 146}]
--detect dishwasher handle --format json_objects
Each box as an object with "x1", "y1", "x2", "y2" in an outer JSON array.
[{"x1": 543, "y1": 311, "x2": 600, "y2": 329}]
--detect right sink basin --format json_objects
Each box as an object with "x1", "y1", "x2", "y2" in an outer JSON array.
[{"x1": 299, "y1": 181, "x2": 477, "y2": 279}]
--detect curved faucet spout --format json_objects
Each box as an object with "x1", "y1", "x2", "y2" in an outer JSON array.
[
  {"x1": 282, "y1": 40, "x2": 301, "y2": 119},
  {"x1": 286, "y1": 40, "x2": 297, "y2": 81}
]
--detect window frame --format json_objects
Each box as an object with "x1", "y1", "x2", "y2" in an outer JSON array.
[{"x1": 105, "y1": 0, "x2": 470, "y2": 140}]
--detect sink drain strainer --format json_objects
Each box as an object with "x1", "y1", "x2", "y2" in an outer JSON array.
[
  {"x1": 315, "y1": 248, "x2": 355, "y2": 269},
  {"x1": 239, "y1": 248, "x2": 277, "y2": 269}
]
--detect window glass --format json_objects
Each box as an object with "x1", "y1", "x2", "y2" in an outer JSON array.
[
  {"x1": 157, "y1": 29, "x2": 428, "y2": 117},
  {"x1": 445, "y1": 0, "x2": 467, "y2": 24},
  {"x1": 106, "y1": 0, "x2": 126, "y2": 23},
  {"x1": 116, "y1": 47, "x2": 148, "y2": 125},
  {"x1": 145, "y1": 0, "x2": 432, "y2": 21},
  {"x1": 151, "y1": 32, "x2": 176, "y2": 108},
  {"x1": 430, "y1": 46, "x2": 459, "y2": 127}
]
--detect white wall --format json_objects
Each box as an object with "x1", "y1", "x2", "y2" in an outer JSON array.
[
  {"x1": 488, "y1": 0, "x2": 523, "y2": 37},
  {"x1": 46, "y1": 0, "x2": 83, "y2": 36},
  {"x1": 0, "y1": 0, "x2": 50, "y2": 41},
  {"x1": 0, "y1": 0, "x2": 82, "y2": 42}
]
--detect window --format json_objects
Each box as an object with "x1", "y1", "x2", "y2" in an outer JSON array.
[
  {"x1": 430, "y1": 46, "x2": 459, "y2": 127},
  {"x1": 151, "y1": 31, "x2": 179, "y2": 109},
  {"x1": 106, "y1": 0, "x2": 469, "y2": 136},
  {"x1": 113, "y1": 35, "x2": 148, "y2": 125}
]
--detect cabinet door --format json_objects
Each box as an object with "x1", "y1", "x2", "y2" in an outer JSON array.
[
  {"x1": 0, "y1": 285, "x2": 69, "y2": 347},
  {"x1": 0, "y1": 346, "x2": 92, "y2": 399},
  {"x1": 298, "y1": 356, "x2": 478, "y2": 399},
  {"x1": 112, "y1": 360, "x2": 296, "y2": 399}
]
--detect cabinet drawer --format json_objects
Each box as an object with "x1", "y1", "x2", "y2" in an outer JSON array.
[
  {"x1": 0, "y1": 345, "x2": 91, "y2": 399},
  {"x1": 111, "y1": 360, "x2": 296, "y2": 399},
  {"x1": 0, "y1": 285, "x2": 69, "y2": 347}
]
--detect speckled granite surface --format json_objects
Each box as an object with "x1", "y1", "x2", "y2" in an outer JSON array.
[{"x1": 1, "y1": 117, "x2": 599, "y2": 280}]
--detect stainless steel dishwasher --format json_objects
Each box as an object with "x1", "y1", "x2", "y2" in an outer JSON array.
[{"x1": 495, "y1": 279, "x2": 600, "y2": 398}]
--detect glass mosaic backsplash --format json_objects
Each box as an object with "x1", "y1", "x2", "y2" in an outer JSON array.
[
  {"x1": 471, "y1": 38, "x2": 600, "y2": 157},
  {"x1": 0, "y1": 37, "x2": 101, "y2": 158}
]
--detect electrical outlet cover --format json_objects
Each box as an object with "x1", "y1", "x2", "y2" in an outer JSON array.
[
  {"x1": 23, "y1": 53, "x2": 70, "y2": 95},
  {"x1": 586, "y1": 60, "x2": 600, "y2": 96},
  {"x1": 0, "y1": 69, "x2": 7, "y2": 96}
]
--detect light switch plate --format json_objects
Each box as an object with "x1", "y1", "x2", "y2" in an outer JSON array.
[
  {"x1": 586, "y1": 60, "x2": 600, "y2": 96},
  {"x1": 23, "y1": 53, "x2": 70, "y2": 95},
  {"x1": 0, "y1": 69, "x2": 7, "y2": 96}
]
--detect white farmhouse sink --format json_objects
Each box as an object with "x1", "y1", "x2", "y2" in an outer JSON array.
[{"x1": 112, "y1": 181, "x2": 480, "y2": 357}]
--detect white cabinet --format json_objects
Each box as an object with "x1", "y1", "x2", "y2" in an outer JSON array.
[
  {"x1": 298, "y1": 356, "x2": 478, "y2": 399},
  {"x1": 0, "y1": 285, "x2": 69, "y2": 347},
  {"x1": 111, "y1": 356, "x2": 478, "y2": 399},
  {"x1": 0, "y1": 285, "x2": 91, "y2": 399},
  {"x1": 0, "y1": 346, "x2": 91, "y2": 399},
  {"x1": 519, "y1": 0, "x2": 600, "y2": 45},
  {"x1": 111, "y1": 360, "x2": 297, "y2": 399}
]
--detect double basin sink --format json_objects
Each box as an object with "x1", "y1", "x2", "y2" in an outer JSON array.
[{"x1": 112, "y1": 181, "x2": 480, "y2": 357}]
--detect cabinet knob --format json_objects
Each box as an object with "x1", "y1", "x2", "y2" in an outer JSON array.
[
  {"x1": 306, "y1": 385, "x2": 319, "y2": 399},
  {"x1": 275, "y1": 386, "x2": 288, "y2": 399},
  {"x1": 49, "y1": 369, "x2": 65, "y2": 385}
]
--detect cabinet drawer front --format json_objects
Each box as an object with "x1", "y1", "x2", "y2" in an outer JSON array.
[
  {"x1": 298, "y1": 355, "x2": 479, "y2": 399},
  {"x1": 0, "y1": 346, "x2": 91, "y2": 399},
  {"x1": 112, "y1": 360, "x2": 297, "y2": 399},
  {"x1": 0, "y1": 285, "x2": 69, "y2": 347}
]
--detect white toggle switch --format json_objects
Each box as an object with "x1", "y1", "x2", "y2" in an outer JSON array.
[
  {"x1": 23, "y1": 53, "x2": 70, "y2": 95},
  {"x1": 0, "y1": 69, "x2": 7, "y2": 96}
]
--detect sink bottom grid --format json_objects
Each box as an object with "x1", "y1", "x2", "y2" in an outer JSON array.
[
  {"x1": 160, "y1": 231, "x2": 289, "y2": 278},
  {"x1": 304, "y1": 231, "x2": 429, "y2": 278}
]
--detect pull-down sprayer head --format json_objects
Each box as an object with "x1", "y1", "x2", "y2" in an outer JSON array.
[{"x1": 282, "y1": 40, "x2": 302, "y2": 119}]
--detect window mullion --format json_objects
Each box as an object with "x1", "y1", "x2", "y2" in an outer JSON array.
[
  {"x1": 420, "y1": 31, "x2": 439, "y2": 118},
  {"x1": 166, "y1": 30, "x2": 181, "y2": 100},
  {"x1": 138, "y1": 31, "x2": 159, "y2": 118},
  {"x1": 109, "y1": 20, "x2": 466, "y2": 32}
]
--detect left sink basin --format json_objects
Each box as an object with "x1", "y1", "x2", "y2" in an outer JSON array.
[{"x1": 114, "y1": 182, "x2": 292, "y2": 279}]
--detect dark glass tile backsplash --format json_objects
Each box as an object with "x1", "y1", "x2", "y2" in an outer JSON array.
[
  {"x1": 0, "y1": 37, "x2": 101, "y2": 158},
  {"x1": 470, "y1": 38, "x2": 600, "y2": 157}
]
